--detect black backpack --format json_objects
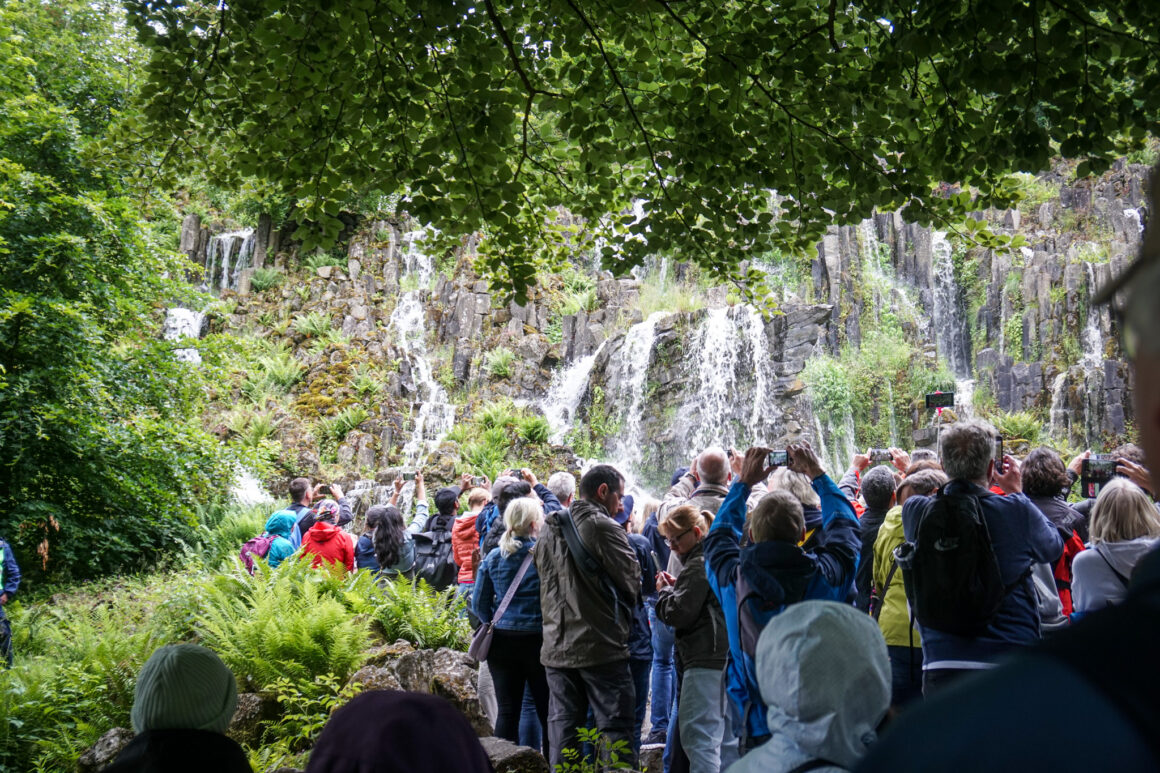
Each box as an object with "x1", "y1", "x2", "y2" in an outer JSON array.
[
  {"x1": 405, "y1": 513, "x2": 458, "y2": 591},
  {"x1": 894, "y1": 485, "x2": 1018, "y2": 637}
]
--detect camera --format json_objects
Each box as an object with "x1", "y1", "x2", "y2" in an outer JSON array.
[
  {"x1": 471, "y1": 476, "x2": 486, "y2": 487},
  {"x1": 768, "y1": 450, "x2": 789, "y2": 467},
  {"x1": 994, "y1": 438, "x2": 1005, "y2": 474},
  {"x1": 1081, "y1": 458, "x2": 1117, "y2": 498},
  {"x1": 925, "y1": 392, "x2": 955, "y2": 409},
  {"x1": 869, "y1": 448, "x2": 892, "y2": 463},
  {"x1": 402, "y1": 471, "x2": 416, "y2": 482}
]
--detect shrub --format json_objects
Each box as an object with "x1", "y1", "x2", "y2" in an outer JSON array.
[
  {"x1": 559, "y1": 287, "x2": 597, "y2": 316},
  {"x1": 303, "y1": 251, "x2": 347, "y2": 271},
  {"x1": 352, "y1": 365, "x2": 384, "y2": 397},
  {"x1": 478, "y1": 398, "x2": 516, "y2": 429},
  {"x1": 318, "y1": 405, "x2": 369, "y2": 443},
  {"x1": 485, "y1": 347, "x2": 516, "y2": 379},
  {"x1": 250, "y1": 267, "x2": 283, "y2": 291},
  {"x1": 518, "y1": 414, "x2": 552, "y2": 445},
  {"x1": 257, "y1": 350, "x2": 306, "y2": 390},
  {"x1": 988, "y1": 410, "x2": 1044, "y2": 446},
  {"x1": 293, "y1": 311, "x2": 332, "y2": 338},
  {"x1": 310, "y1": 327, "x2": 351, "y2": 354},
  {"x1": 369, "y1": 579, "x2": 471, "y2": 650}
]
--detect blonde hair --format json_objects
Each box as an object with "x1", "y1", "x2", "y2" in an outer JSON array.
[
  {"x1": 467, "y1": 487, "x2": 491, "y2": 509},
  {"x1": 769, "y1": 467, "x2": 821, "y2": 509},
  {"x1": 749, "y1": 491, "x2": 805, "y2": 543},
  {"x1": 1090, "y1": 478, "x2": 1160, "y2": 544},
  {"x1": 634, "y1": 497, "x2": 660, "y2": 534},
  {"x1": 658, "y1": 504, "x2": 712, "y2": 539},
  {"x1": 499, "y1": 497, "x2": 542, "y2": 558}
]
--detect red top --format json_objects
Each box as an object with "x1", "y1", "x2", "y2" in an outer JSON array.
[
  {"x1": 451, "y1": 514, "x2": 480, "y2": 584},
  {"x1": 301, "y1": 521, "x2": 355, "y2": 574}
]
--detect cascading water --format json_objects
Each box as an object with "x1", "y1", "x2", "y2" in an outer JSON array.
[
  {"x1": 954, "y1": 379, "x2": 975, "y2": 420},
  {"x1": 163, "y1": 307, "x2": 205, "y2": 364},
  {"x1": 1048, "y1": 372, "x2": 1070, "y2": 440},
  {"x1": 392, "y1": 231, "x2": 455, "y2": 464},
  {"x1": 542, "y1": 344, "x2": 605, "y2": 443},
  {"x1": 932, "y1": 231, "x2": 971, "y2": 378},
  {"x1": 604, "y1": 312, "x2": 666, "y2": 479},
  {"x1": 230, "y1": 469, "x2": 274, "y2": 506},
  {"x1": 1077, "y1": 263, "x2": 1106, "y2": 444},
  {"x1": 203, "y1": 230, "x2": 256, "y2": 292},
  {"x1": 1124, "y1": 208, "x2": 1144, "y2": 236}
]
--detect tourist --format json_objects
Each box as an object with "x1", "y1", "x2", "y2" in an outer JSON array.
[
  {"x1": 285, "y1": 476, "x2": 315, "y2": 546},
  {"x1": 372, "y1": 504, "x2": 428, "y2": 578},
  {"x1": 536, "y1": 463, "x2": 641, "y2": 769},
  {"x1": 704, "y1": 444, "x2": 860, "y2": 751},
  {"x1": 454, "y1": 485, "x2": 491, "y2": 597},
  {"x1": 656, "y1": 504, "x2": 729, "y2": 773},
  {"x1": 853, "y1": 465, "x2": 899, "y2": 612},
  {"x1": 660, "y1": 448, "x2": 732, "y2": 523},
  {"x1": 871, "y1": 468, "x2": 947, "y2": 709},
  {"x1": 290, "y1": 481, "x2": 351, "y2": 548},
  {"x1": 305, "y1": 690, "x2": 492, "y2": 773},
  {"x1": 900, "y1": 420, "x2": 1063, "y2": 695},
  {"x1": 1022, "y1": 447, "x2": 1089, "y2": 616},
  {"x1": 616, "y1": 495, "x2": 656, "y2": 758},
  {"x1": 355, "y1": 505, "x2": 387, "y2": 573},
  {"x1": 641, "y1": 471, "x2": 678, "y2": 751},
  {"x1": 472, "y1": 496, "x2": 549, "y2": 758},
  {"x1": 475, "y1": 474, "x2": 517, "y2": 549},
  {"x1": 300, "y1": 499, "x2": 356, "y2": 575},
  {"x1": 262, "y1": 510, "x2": 298, "y2": 569},
  {"x1": 728, "y1": 601, "x2": 890, "y2": 773},
  {"x1": 547, "y1": 471, "x2": 577, "y2": 509},
  {"x1": 105, "y1": 644, "x2": 250, "y2": 772},
  {"x1": 1071, "y1": 478, "x2": 1160, "y2": 616},
  {"x1": 767, "y1": 465, "x2": 826, "y2": 551},
  {"x1": 857, "y1": 159, "x2": 1160, "y2": 772},
  {"x1": 0, "y1": 534, "x2": 20, "y2": 668}
]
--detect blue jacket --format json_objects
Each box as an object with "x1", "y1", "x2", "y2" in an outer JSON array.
[
  {"x1": 0, "y1": 538, "x2": 20, "y2": 598},
  {"x1": 355, "y1": 534, "x2": 379, "y2": 572},
  {"x1": 263, "y1": 511, "x2": 298, "y2": 569},
  {"x1": 472, "y1": 539, "x2": 543, "y2": 633},
  {"x1": 627, "y1": 533, "x2": 657, "y2": 661},
  {"x1": 476, "y1": 483, "x2": 562, "y2": 548},
  {"x1": 704, "y1": 475, "x2": 860, "y2": 744},
  {"x1": 901, "y1": 481, "x2": 1064, "y2": 670}
]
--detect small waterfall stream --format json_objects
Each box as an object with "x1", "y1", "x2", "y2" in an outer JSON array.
[
  {"x1": 204, "y1": 230, "x2": 256, "y2": 292},
  {"x1": 392, "y1": 230, "x2": 455, "y2": 464},
  {"x1": 542, "y1": 344, "x2": 605, "y2": 443},
  {"x1": 163, "y1": 307, "x2": 205, "y2": 363},
  {"x1": 932, "y1": 231, "x2": 971, "y2": 378},
  {"x1": 605, "y1": 312, "x2": 666, "y2": 478}
]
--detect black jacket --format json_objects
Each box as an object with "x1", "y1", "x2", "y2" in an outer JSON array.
[{"x1": 104, "y1": 730, "x2": 251, "y2": 773}]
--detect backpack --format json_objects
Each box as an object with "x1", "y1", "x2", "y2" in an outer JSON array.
[
  {"x1": 405, "y1": 515, "x2": 458, "y2": 591},
  {"x1": 240, "y1": 534, "x2": 276, "y2": 574},
  {"x1": 894, "y1": 484, "x2": 1020, "y2": 637}
]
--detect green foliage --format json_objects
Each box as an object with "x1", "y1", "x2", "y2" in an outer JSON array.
[
  {"x1": 560, "y1": 287, "x2": 598, "y2": 316},
  {"x1": 1008, "y1": 172, "x2": 1060, "y2": 212},
  {"x1": 266, "y1": 674, "x2": 360, "y2": 755},
  {"x1": 255, "y1": 349, "x2": 307, "y2": 391},
  {"x1": 987, "y1": 410, "x2": 1045, "y2": 447},
  {"x1": 518, "y1": 415, "x2": 552, "y2": 445},
  {"x1": 485, "y1": 347, "x2": 516, "y2": 379},
  {"x1": 478, "y1": 398, "x2": 517, "y2": 430},
  {"x1": 366, "y1": 578, "x2": 471, "y2": 650},
  {"x1": 566, "y1": 386, "x2": 618, "y2": 459},
  {"x1": 187, "y1": 504, "x2": 269, "y2": 569},
  {"x1": 557, "y1": 727, "x2": 636, "y2": 772},
  {"x1": 250, "y1": 267, "x2": 284, "y2": 291},
  {"x1": 318, "y1": 405, "x2": 370, "y2": 444},
  {"x1": 303, "y1": 250, "x2": 347, "y2": 271},
  {"x1": 352, "y1": 364, "x2": 384, "y2": 397},
  {"x1": 293, "y1": 311, "x2": 332, "y2": 338},
  {"x1": 636, "y1": 270, "x2": 708, "y2": 318},
  {"x1": 803, "y1": 356, "x2": 854, "y2": 422}
]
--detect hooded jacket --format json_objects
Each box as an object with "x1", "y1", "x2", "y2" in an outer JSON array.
[
  {"x1": 659, "y1": 473, "x2": 730, "y2": 523},
  {"x1": 452, "y1": 513, "x2": 480, "y2": 584},
  {"x1": 1072, "y1": 536, "x2": 1160, "y2": 615},
  {"x1": 655, "y1": 541, "x2": 729, "y2": 670},
  {"x1": 535, "y1": 498, "x2": 642, "y2": 669},
  {"x1": 871, "y1": 505, "x2": 920, "y2": 648},
  {"x1": 705, "y1": 475, "x2": 860, "y2": 745},
  {"x1": 263, "y1": 512, "x2": 298, "y2": 569},
  {"x1": 728, "y1": 601, "x2": 890, "y2": 773},
  {"x1": 301, "y1": 520, "x2": 355, "y2": 574}
]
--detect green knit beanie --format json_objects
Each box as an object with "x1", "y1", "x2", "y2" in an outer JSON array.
[{"x1": 131, "y1": 644, "x2": 238, "y2": 734}]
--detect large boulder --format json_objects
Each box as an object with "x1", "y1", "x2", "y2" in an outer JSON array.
[
  {"x1": 77, "y1": 727, "x2": 134, "y2": 773},
  {"x1": 479, "y1": 736, "x2": 549, "y2": 773},
  {"x1": 227, "y1": 691, "x2": 280, "y2": 748}
]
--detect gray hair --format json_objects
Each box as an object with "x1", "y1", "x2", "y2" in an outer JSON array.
[
  {"x1": 910, "y1": 448, "x2": 939, "y2": 464},
  {"x1": 861, "y1": 466, "x2": 897, "y2": 511},
  {"x1": 769, "y1": 467, "x2": 821, "y2": 509},
  {"x1": 697, "y1": 447, "x2": 730, "y2": 486},
  {"x1": 546, "y1": 471, "x2": 576, "y2": 504},
  {"x1": 939, "y1": 420, "x2": 998, "y2": 485},
  {"x1": 491, "y1": 474, "x2": 517, "y2": 500}
]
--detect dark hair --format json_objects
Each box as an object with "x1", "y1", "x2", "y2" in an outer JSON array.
[
  {"x1": 496, "y1": 481, "x2": 533, "y2": 520},
  {"x1": 1111, "y1": 443, "x2": 1146, "y2": 465},
  {"x1": 861, "y1": 466, "x2": 897, "y2": 511},
  {"x1": 372, "y1": 506, "x2": 406, "y2": 569},
  {"x1": 1022, "y1": 447, "x2": 1071, "y2": 498},
  {"x1": 365, "y1": 505, "x2": 389, "y2": 534},
  {"x1": 433, "y1": 486, "x2": 461, "y2": 516},
  {"x1": 910, "y1": 449, "x2": 939, "y2": 464},
  {"x1": 289, "y1": 477, "x2": 312, "y2": 503},
  {"x1": 580, "y1": 464, "x2": 625, "y2": 501}
]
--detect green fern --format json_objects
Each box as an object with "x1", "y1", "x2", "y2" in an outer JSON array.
[
  {"x1": 250, "y1": 267, "x2": 283, "y2": 292},
  {"x1": 518, "y1": 414, "x2": 552, "y2": 445},
  {"x1": 293, "y1": 311, "x2": 332, "y2": 338}
]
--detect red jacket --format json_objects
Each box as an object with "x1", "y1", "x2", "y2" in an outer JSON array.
[
  {"x1": 301, "y1": 521, "x2": 355, "y2": 574},
  {"x1": 451, "y1": 514, "x2": 480, "y2": 584}
]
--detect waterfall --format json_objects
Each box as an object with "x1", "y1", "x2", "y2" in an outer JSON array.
[
  {"x1": 163, "y1": 307, "x2": 205, "y2": 364},
  {"x1": 812, "y1": 407, "x2": 856, "y2": 479},
  {"x1": 605, "y1": 312, "x2": 666, "y2": 477},
  {"x1": 931, "y1": 231, "x2": 971, "y2": 377},
  {"x1": 1078, "y1": 263, "x2": 1106, "y2": 444},
  {"x1": 1124, "y1": 208, "x2": 1144, "y2": 236},
  {"x1": 391, "y1": 233, "x2": 455, "y2": 464},
  {"x1": 955, "y1": 378, "x2": 975, "y2": 420},
  {"x1": 231, "y1": 469, "x2": 274, "y2": 506},
  {"x1": 542, "y1": 344, "x2": 604, "y2": 443},
  {"x1": 1048, "y1": 372, "x2": 1070, "y2": 440},
  {"x1": 204, "y1": 229, "x2": 256, "y2": 292}
]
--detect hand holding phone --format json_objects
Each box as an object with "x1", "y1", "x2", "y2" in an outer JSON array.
[{"x1": 656, "y1": 571, "x2": 675, "y2": 588}]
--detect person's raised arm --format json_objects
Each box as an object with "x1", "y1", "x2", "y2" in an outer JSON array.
[
  {"x1": 390, "y1": 477, "x2": 403, "y2": 507},
  {"x1": 792, "y1": 442, "x2": 860, "y2": 588},
  {"x1": 332, "y1": 483, "x2": 353, "y2": 527},
  {"x1": 528, "y1": 468, "x2": 563, "y2": 513}
]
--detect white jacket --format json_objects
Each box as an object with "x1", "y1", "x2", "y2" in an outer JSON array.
[{"x1": 1072, "y1": 536, "x2": 1160, "y2": 613}]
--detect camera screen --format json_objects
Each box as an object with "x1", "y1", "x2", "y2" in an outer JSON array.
[
  {"x1": 925, "y1": 392, "x2": 955, "y2": 409},
  {"x1": 869, "y1": 448, "x2": 892, "y2": 463},
  {"x1": 768, "y1": 450, "x2": 788, "y2": 467},
  {"x1": 1081, "y1": 459, "x2": 1117, "y2": 498}
]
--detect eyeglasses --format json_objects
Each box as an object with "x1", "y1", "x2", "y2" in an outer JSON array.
[{"x1": 665, "y1": 528, "x2": 692, "y2": 547}]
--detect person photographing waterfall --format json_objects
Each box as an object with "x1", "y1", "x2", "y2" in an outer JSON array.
[{"x1": 704, "y1": 443, "x2": 860, "y2": 752}]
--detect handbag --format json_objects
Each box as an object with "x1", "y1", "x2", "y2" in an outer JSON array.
[{"x1": 468, "y1": 550, "x2": 535, "y2": 661}]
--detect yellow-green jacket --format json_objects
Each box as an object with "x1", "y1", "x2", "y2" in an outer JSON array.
[{"x1": 872, "y1": 505, "x2": 921, "y2": 648}]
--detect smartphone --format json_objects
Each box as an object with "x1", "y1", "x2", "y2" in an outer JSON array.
[
  {"x1": 402, "y1": 471, "x2": 416, "y2": 481},
  {"x1": 649, "y1": 551, "x2": 662, "y2": 575},
  {"x1": 994, "y1": 438, "x2": 1005, "y2": 475},
  {"x1": 1082, "y1": 458, "x2": 1117, "y2": 498},
  {"x1": 869, "y1": 448, "x2": 892, "y2": 463},
  {"x1": 925, "y1": 392, "x2": 955, "y2": 409},
  {"x1": 471, "y1": 476, "x2": 486, "y2": 487},
  {"x1": 317, "y1": 483, "x2": 331, "y2": 496},
  {"x1": 510, "y1": 469, "x2": 525, "y2": 481},
  {"x1": 768, "y1": 449, "x2": 789, "y2": 467}
]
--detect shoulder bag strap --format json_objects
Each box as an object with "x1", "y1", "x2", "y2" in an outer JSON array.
[
  {"x1": 871, "y1": 560, "x2": 900, "y2": 621},
  {"x1": 558, "y1": 509, "x2": 626, "y2": 624},
  {"x1": 491, "y1": 550, "x2": 535, "y2": 626}
]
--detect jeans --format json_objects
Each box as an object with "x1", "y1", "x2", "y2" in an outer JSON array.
[
  {"x1": 477, "y1": 660, "x2": 498, "y2": 728},
  {"x1": 887, "y1": 645, "x2": 924, "y2": 709},
  {"x1": 0, "y1": 605, "x2": 11, "y2": 668},
  {"x1": 679, "y1": 667, "x2": 726, "y2": 773},
  {"x1": 630, "y1": 658, "x2": 651, "y2": 757},
  {"x1": 519, "y1": 688, "x2": 541, "y2": 750},
  {"x1": 546, "y1": 660, "x2": 637, "y2": 770},
  {"x1": 457, "y1": 581, "x2": 480, "y2": 628},
  {"x1": 487, "y1": 631, "x2": 550, "y2": 758},
  {"x1": 648, "y1": 599, "x2": 676, "y2": 733}
]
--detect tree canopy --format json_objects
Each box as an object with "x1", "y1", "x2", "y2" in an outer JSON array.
[{"x1": 123, "y1": 0, "x2": 1160, "y2": 298}]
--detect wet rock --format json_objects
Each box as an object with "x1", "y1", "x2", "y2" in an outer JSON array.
[
  {"x1": 78, "y1": 727, "x2": 134, "y2": 773},
  {"x1": 479, "y1": 736, "x2": 549, "y2": 773},
  {"x1": 227, "y1": 692, "x2": 279, "y2": 747},
  {"x1": 348, "y1": 665, "x2": 404, "y2": 692}
]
